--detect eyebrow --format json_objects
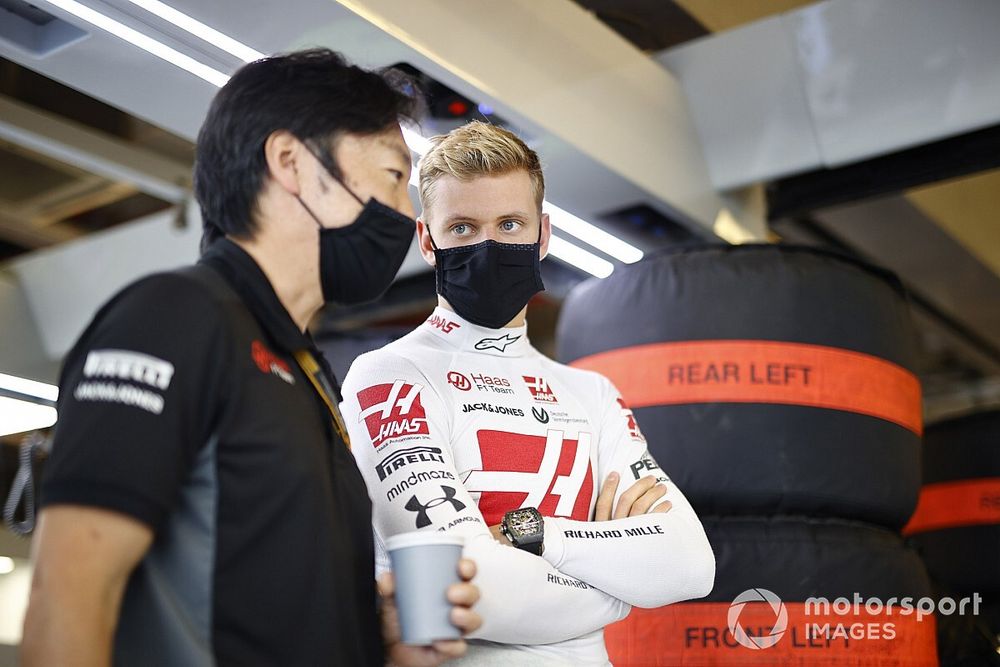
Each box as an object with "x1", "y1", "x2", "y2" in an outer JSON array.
[{"x1": 443, "y1": 212, "x2": 531, "y2": 224}]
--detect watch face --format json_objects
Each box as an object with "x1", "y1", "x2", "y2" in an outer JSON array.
[{"x1": 509, "y1": 508, "x2": 541, "y2": 537}]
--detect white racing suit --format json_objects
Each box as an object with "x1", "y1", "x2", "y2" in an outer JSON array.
[{"x1": 341, "y1": 307, "x2": 715, "y2": 666}]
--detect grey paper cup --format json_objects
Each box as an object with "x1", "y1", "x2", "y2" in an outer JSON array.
[{"x1": 385, "y1": 531, "x2": 465, "y2": 645}]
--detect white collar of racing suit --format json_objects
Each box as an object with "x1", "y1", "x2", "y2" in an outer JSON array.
[{"x1": 420, "y1": 306, "x2": 533, "y2": 358}]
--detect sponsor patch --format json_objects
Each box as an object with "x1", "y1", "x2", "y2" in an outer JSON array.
[
  {"x1": 532, "y1": 407, "x2": 550, "y2": 424},
  {"x1": 428, "y1": 314, "x2": 461, "y2": 334},
  {"x1": 523, "y1": 376, "x2": 558, "y2": 403},
  {"x1": 464, "y1": 429, "x2": 594, "y2": 524},
  {"x1": 461, "y1": 403, "x2": 524, "y2": 416},
  {"x1": 447, "y1": 372, "x2": 472, "y2": 391},
  {"x1": 404, "y1": 485, "x2": 466, "y2": 529},
  {"x1": 475, "y1": 334, "x2": 521, "y2": 353},
  {"x1": 357, "y1": 381, "x2": 430, "y2": 446},
  {"x1": 376, "y1": 446, "x2": 445, "y2": 481},
  {"x1": 629, "y1": 450, "x2": 669, "y2": 483},
  {"x1": 83, "y1": 349, "x2": 174, "y2": 390},
  {"x1": 617, "y1": 397, "x2": 645, "y2": 442},
  {"x1": 73, "y1": 381, "x2": 165, "y2": 415},
  {"x1": 251, "y1": 340, "x2": 295, "y2": 385},
  {"x1": 387, "y1": 469, "x2": 457, "y2": 502}
]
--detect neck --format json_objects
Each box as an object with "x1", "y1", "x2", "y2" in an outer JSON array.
[
  {"x1": 233, "y1": 235, "x2": 322, "y2": 332},
  {"x1": 437, "y1": 296, "x2": 527, "y2": 328}
]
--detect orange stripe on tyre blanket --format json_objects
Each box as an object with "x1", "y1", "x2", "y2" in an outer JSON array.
[
  {"x1": 907, "y1": 410, "x2": 1000, "y2": 597},
  {"x1": 557, "y1": 245, "x2": 922, "y2": 530},
  {"x1": 605, "y1": 516, "x2": 939, "y2": 666}
]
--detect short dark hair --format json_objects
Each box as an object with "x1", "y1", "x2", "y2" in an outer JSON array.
[{"x1": 194, "y1": 48, "x2": 420, "y2": 248}]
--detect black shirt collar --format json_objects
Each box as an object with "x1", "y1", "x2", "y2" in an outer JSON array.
[{"x1": 199, "y1": 238, "x2": 312, "y2": 354}]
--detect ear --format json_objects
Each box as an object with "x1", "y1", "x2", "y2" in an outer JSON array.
[
  {"x1": 264, "y1": 130, "x2": 305, "y2": 197},
  {"x1": 539, "y1": 212, "x2": 552, "y2": 261},
  {"x1": 416, "y1": 218, "x2": 437, "y2": 267}
]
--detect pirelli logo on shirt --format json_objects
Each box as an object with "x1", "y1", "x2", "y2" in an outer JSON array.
[
  {"x1": 73, "y1": 349, "x2": 175, "y2": 415},
  {"x1": 83, "y1": 349, "x2": 175, "y2": 390},
  {"x1": 356, "y1": 381, "x2": 430, "y2": 447}
]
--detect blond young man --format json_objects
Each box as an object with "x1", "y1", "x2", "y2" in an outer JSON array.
[{"x1": 341, "y1": 122, "x2": 714, "y2": 666}]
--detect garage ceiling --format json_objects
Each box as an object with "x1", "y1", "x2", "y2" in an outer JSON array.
[{"x1": 0, "y1": 0, "x2": 997, "y2": 418}]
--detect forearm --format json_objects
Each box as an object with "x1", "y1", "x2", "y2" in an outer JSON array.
[
  {"x1": 541, "y1": 511, "x2": 715, "y2": 608},
  {"x1": 464, "y1": 533, "x2": 629, "y2": 644},
  {"x1": 21, "y1": 579, "x2": 120, "y2": 666}
]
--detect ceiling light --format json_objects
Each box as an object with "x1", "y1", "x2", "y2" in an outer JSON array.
[
  {"x1": 548, "y1": 235, "x2": 614, "y2": 278},
  {"x1": 0, "y1": 557, "x2": 14, "y2": 575},
  {"x1": 38, "y1": 0, "x2": 230, "y2": 86},
  {"x1": 41, "y1": 1, "x2": 631, "y2": 278},
  {"x1": 545, "y1": 202, "x2": 643, "y2": 264},
  {"x1": 0, "y1": 397, "x2": 58, "y2": 438},
  {"x1": 0, "y1": 373, "x2": 58, "y2": 403},
  {"x1": 122, "y1": 0, "x2": 264, "y2": 63}
]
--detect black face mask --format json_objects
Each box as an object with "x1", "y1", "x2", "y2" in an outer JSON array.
[
  {"x1": 429, "y1": 225, "x2": 545, "y2": 329},
  {"x1": 297, "y1": 147, "x2": 415, "y2": 305}
]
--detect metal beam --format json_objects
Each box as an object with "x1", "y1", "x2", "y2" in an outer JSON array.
[
  {"x1": 335, "y1": 0, "x2": 756, "y2": 236},
  {"x1": 0, "y1": 96, "x2": 191, "y2": 203}
]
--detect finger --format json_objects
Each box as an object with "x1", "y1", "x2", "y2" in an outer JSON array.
[
  {"x1": 431, "y1": 638, "x2": 468, "y2": 658},
  {"x1": 447, "y1": 582, "x2": 480, "y2": 607},
  {"x1": 450, "y1": 606, "x2": 483, "y2": 634},
  {"x1": 594, "y1": 472, "x2": 619, "y2": 521},
  {"x1": 651, "y1": 499, "x2": 673, "y2": 513},
  {"x1": 629, "y1": 484, "x2": 668, "y2": 517},
  {"x1": 377, "y1": 572, "x2": 395, "y2": 598},
  {"x1": 458, "y1": 557, "x2": 477, "y2": 581},
  {"x1": 613, "y1": 476, "x2": 658, "y2": 519}
]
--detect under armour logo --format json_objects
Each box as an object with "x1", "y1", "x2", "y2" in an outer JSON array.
[
  {"x1": 532, "y1": 407, "x2": 550, "y2": 424},
  {"x1": 475, "y1": 334, "x2": 521, "y2": 353},
  {"x1": 404, "y1": 485, "x2": 467, "y2": 528}
]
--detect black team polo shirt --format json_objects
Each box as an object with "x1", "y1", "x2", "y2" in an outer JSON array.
[{"x1": 42, "y1": 238, "x2": 383, "y2": 666}]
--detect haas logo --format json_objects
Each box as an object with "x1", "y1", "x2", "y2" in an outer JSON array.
[
  {"x1": 428, "y1": 315, "x2": 460, "y2": 334},
  {"x1": 356, "y1": 381, "x2": 430, "y2": 446},
  {"x1": 405, "y1": 485, "x2": 467, "y2": 528},
  {"x1": 464, "y1": 430, "x2": 594, "y2": 524},
  {"x1": 617, "y1": 398, "x2": 646, "y2": 442},
  {"x1": 523, "y1": 376, "x2": 558, "y2": 403}
]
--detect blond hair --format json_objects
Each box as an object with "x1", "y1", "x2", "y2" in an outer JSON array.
[{"x1": 418, "y1": 121, "x2": 544, "y2": 216}]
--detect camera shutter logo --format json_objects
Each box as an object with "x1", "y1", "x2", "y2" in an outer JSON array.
[{"x1": 727, "y1": 588, "x2": 788, "y2": 649}]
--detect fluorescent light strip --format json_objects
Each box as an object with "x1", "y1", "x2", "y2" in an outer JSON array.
[
  {"x1": 547, "y1": 235, "x2": 614, "y2": 278},
  {"x1": 50, "y1": 1, "x2": 627, "y2": 277},
  {"x1": 122, "y1": 0, "x2": 264, "y2": 63},
  {"x1": 39, "y1": 0, "x2": 230, "y2": 86},
  {"x1": 0, "y1": 372, "x2": 59, "y2": 403},
  {"x1": 0, "y1": 397, "x2": 58, "y2": 438},
  {"x1": 545, "y1": 203, "x2": 643, "y2": 264}
]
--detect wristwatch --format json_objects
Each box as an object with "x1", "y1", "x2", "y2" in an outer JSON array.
[{"x1": 500, "y1": 507, "x2": 544, "y2": 555}]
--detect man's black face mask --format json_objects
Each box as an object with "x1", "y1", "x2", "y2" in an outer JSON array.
[
  {"x1": 296, "y1": 145, "x2": 415, "y2": 305},
  {"x1": 427, "y1": 223, "x2": 545, "y2": 329}
]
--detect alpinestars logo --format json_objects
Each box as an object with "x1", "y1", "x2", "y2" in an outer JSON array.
[
  {"x1": 405, "y1": 485, "x2": 466, "y2": 528},
  {"x1": 617, "y1": 398, "x2": 645, "y2": 442},
  {"x1": 475, "y1": 334, "x2": 521, "y2": 353},
  {"x1": 523, "y1": 376, "x2": 558, "y2": 403},
  {"x1": 356, "y1": 381, "x2": 430, "y2": 446},
  {"x1": 464, "y1": 430, "x2": 594, "y2": 524}
]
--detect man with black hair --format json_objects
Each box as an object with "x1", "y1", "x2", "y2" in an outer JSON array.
[{"x1": 22, "y1": 49, "x2": 479, "y2": 667}]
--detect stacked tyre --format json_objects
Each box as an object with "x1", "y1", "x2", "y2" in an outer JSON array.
[
  {"x1": 905, "y1": 410, "x2": 1000, "y2": 666},
  {"x1": 557, "y1": 245, "x2": 937, "y2": 666}
]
